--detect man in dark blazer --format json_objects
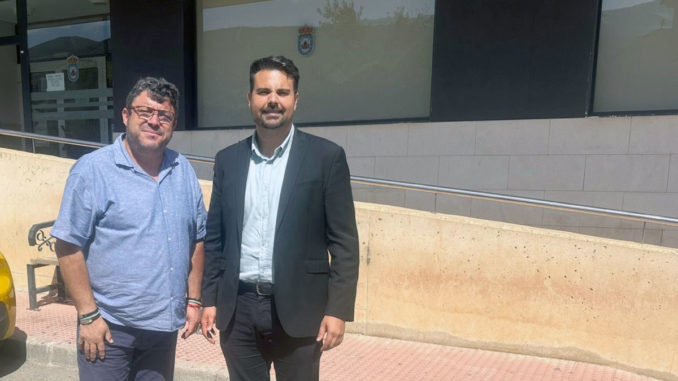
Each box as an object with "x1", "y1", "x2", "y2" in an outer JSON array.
[{"x1": 200, "y1": 56, "x2": 360, "y2": 381}]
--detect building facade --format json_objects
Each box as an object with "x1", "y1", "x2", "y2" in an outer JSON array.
[{"x1": 1, "y1": 0, "x2": 678, "y2": 245}]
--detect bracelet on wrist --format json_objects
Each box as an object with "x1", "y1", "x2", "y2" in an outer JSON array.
[
  {"x1": 79, "y1": 308, "x2": 101, "y2": 325},
  {"x1": 186, "y1": 297, "x2": 202, "y2": 307}
]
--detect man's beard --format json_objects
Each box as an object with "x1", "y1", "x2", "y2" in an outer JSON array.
[
  {"x1": 256, "y1": 109, "x2": 289, "y2": 130},
  {"x1": 260, "y1": 119, "x2": 284, "y2": 129}
]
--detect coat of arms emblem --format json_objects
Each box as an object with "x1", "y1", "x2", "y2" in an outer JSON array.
[
  {"x1": 67, "y1": 55, "x2": 80, "y2": 82},
  {"x1": 298, "y1": 26, "x2": 314, "y2": 56}
]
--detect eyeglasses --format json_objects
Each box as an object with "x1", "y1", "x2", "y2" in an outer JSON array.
[{"x1": 129, "y1": 106, "x2": 175, "y2": 125}]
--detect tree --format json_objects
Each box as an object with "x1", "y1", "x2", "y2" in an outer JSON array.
[{"x1": 317, "y1": 0, "x2": 363, "y2": 25}]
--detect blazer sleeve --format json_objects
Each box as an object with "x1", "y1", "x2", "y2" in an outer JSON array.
[
  {"x1": 323, "y1": 146, "x2": 360, "y2": 321},
  {"x1": 202, "y1": 151, "x2": 226, "y2": 307}
]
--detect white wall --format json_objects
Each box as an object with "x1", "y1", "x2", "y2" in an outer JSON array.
[{"x1": 169, "y1": 114, "x2": 678, "y2": 247}]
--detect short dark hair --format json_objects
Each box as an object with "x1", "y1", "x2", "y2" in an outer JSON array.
[
  {"x1": 249, "y1": 56, "x2": 300, "y2": 93},
  {"x1": 125, "y1": 77, "x2": 179, "y2": 116}
]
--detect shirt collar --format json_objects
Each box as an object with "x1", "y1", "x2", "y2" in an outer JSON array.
[
  {"x1": 251, "y1": 125, "x2": 295, "y2": 161},
  {"x1": 113, "y1": 134, "x2": 135, "y2": 168},
  {"x1": 113, "y1": 133, "x2": 179, "y2": 174}
]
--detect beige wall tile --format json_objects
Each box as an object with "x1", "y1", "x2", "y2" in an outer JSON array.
[
  {"x1": 345, "y1": 124, "x2": 409, "y2": 157},
  {"x1": 374, "y1": 156, "x2": 439, "y2": 184},
  {"x1": 629, "y1": 115, "x2": 678, "y2": 154},
  {"x1": 439, "y1": 156, "x2": 509, "y2": 190},
  {"x1": 584, "y1": 155, "x2": 669, "y2": 192},
  {"x1": 549, "y1": 117, "x2": 630, "y2": 154},
  {"x1": 408, "y1": 121, "x2": 475, "y2": 155},
  {"x1": 475, "y1": 119, "x2": 549, "y2": 155},
  {"x1": 509, "y1": 155, "x2": 586, "y2": 190}
]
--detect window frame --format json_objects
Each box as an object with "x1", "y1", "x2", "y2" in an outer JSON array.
[
  {"x1": 588, "y1": 0, "x2": 678, "y2": 117},
  {"x1": 195, "y1": 0, "x2": 437, "y2": 129}
]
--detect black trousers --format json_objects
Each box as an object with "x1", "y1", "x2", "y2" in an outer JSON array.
[{"x1": 220, "y1": 288, "x2": 322, "y2": 381}]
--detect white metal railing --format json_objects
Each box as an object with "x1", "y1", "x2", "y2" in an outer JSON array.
[{"x1": 30, "y1": 88, "x2": 114, "y2": 122}]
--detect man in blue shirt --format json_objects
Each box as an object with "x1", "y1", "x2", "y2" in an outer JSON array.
[{"x1": 51, "y1": 77, "x2": 206, "y2": 381}]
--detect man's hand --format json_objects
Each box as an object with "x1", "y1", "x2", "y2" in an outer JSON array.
[
  {"x1": 180, "y1": 306, "x2": 201, "y2": 339},
  {"x1": 200, "y1": 306, "x2": 217, "y2": 344},
  {"x1": 316, "y1": 315, "x2": 345, "y2": 351},
  {"x1": 79, "y1": 317, "x2": 113, "y2": 362}
]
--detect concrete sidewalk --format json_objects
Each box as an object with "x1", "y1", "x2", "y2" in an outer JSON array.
[{"x1": 5, "y1": 290, "x2": 660, "y2": 381}]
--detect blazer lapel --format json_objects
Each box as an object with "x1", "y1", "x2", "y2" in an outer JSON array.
[
  {"x1": 276, "y1": 130, "x2": 308, "y2": 233},
  {"x1": 234, "y1": 136, "x2": 252, "y2": 245}
]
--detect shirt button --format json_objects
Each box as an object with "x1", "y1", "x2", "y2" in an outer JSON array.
[
  {"x1": 170, "y1": 267, "x2": 174, "y2": 271},
  {"x1": 170, "y1": 297, "x2": 174, "y2": 300},
  {"x1": 168, "y1": 238, "x2": 172, "y2": 241},
  {"x1": 163, "y1": 209, "x2": 167, "y2": 213}
]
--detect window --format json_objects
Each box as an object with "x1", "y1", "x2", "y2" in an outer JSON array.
[
  {"x1": 0, "y1": 1, "x2": 16, "y2": 38},
  {"x1": 198, "y1": 0, "x2": 435, "y2": 127},
  {"x1": 27, "y1": 15, "x2": 113, "y2": 158},
  {"x1": 594, "y1": 0, "x2": 678, "y2": 112}
]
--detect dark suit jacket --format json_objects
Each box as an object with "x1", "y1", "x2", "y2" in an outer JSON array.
[{"x1": 202, "y1": 129, "x2": 360, "y2": 338}]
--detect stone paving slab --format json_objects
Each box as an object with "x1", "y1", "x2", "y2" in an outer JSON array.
[{"x1": 6, "y1": 290, "x2": 660, "y2": 381}]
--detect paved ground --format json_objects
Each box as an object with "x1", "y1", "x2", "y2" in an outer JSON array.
[
  {"x1": 4, "y1": 290, "x2": 661, "y2": 381},
  {"x1": 0, "y1": 358, "x2": 78, "y2": 381}
]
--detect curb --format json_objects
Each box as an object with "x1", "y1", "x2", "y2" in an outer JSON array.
[
  {"x1": 25, "y1": 337, "x2": 76, "y2": 368},
  {"x1": 175, "y1": 362, "x2": 229, "y2": 381},
  {"x1": 5, "y1": 335, "x2": 229, "y2": 381}
]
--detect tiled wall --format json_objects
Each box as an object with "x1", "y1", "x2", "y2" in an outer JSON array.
[{"x1": 170, "y1": 114, "x2": 678, "y2": 247}]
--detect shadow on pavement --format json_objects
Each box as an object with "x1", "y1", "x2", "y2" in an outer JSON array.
[
  {"x1": 0, "y1": 328, "x2": 27, "y2": 377},
  {"x1": 36, "y1": 292, "x2": 73, "y2": 309}
]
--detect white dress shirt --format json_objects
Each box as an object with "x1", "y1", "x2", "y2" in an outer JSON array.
[{"x1": 239, "y1": 126, "x2": 295, "y2": 283}]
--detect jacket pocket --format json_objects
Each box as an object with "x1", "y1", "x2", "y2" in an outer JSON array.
[{"x1": 305, "y1": 259, "x2": 329, "y2": 274}]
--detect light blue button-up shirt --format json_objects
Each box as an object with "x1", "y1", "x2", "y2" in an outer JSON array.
[
  {"x1": 51, "y1": 134, "x2": 206, "y2": 331},
  {"x1": 240, "y1": 126, "x2": 295, "y2": 283}
]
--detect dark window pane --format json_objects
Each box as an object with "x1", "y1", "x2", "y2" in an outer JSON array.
[{"x1": 0, "y1": 1, "x2": 16, "y2": 38}]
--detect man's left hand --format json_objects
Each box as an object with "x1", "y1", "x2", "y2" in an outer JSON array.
[
  {"x1": 180, "y1": 306, "x2": 201, "y2": 339},
  {"x1": 316, "y1": 315, "x2": 345, "y2": 351}
]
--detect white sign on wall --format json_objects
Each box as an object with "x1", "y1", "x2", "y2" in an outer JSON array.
[{"x1": 46, "y1": 72, "x2": 65, "y2": 92}]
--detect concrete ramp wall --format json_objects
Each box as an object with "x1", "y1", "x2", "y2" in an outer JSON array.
[
  {"x1": 352, "y1": 203, "x2": 678, "y2": 380},
  {"x1": 2, "y1": 147, "x2": 677, "y2": 380}
]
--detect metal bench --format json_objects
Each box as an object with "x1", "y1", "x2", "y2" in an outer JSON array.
[{"x1": 26, "y1": 220, "x2": 66, "y2": 310}]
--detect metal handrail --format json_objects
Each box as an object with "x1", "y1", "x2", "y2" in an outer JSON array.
[
  {"x1": 3, "y1": 127, "x2": 678, "y2": 227},
  {"x1": 351, "y1": 177, "x2": 678, "y2": 227}
]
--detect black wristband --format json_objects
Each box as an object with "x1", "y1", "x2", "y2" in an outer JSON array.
[
  {"x1": 79, "y1": 308, "x2": 101, "y2": 325},
  {"x1": 186, "y1": 297, "x2": 202, "y2": 307}
]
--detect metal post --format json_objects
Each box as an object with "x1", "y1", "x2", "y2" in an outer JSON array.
[{"x1": 26, "y1": 263, "x2": 38, "y2": 310}]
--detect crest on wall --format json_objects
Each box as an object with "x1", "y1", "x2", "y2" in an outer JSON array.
[
  {"x1": 67, "y1": 55, "x2": 80, "y2": 82},
  {"x1": 298, "y1": 26, "x2": 314, "y2": 56}
]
